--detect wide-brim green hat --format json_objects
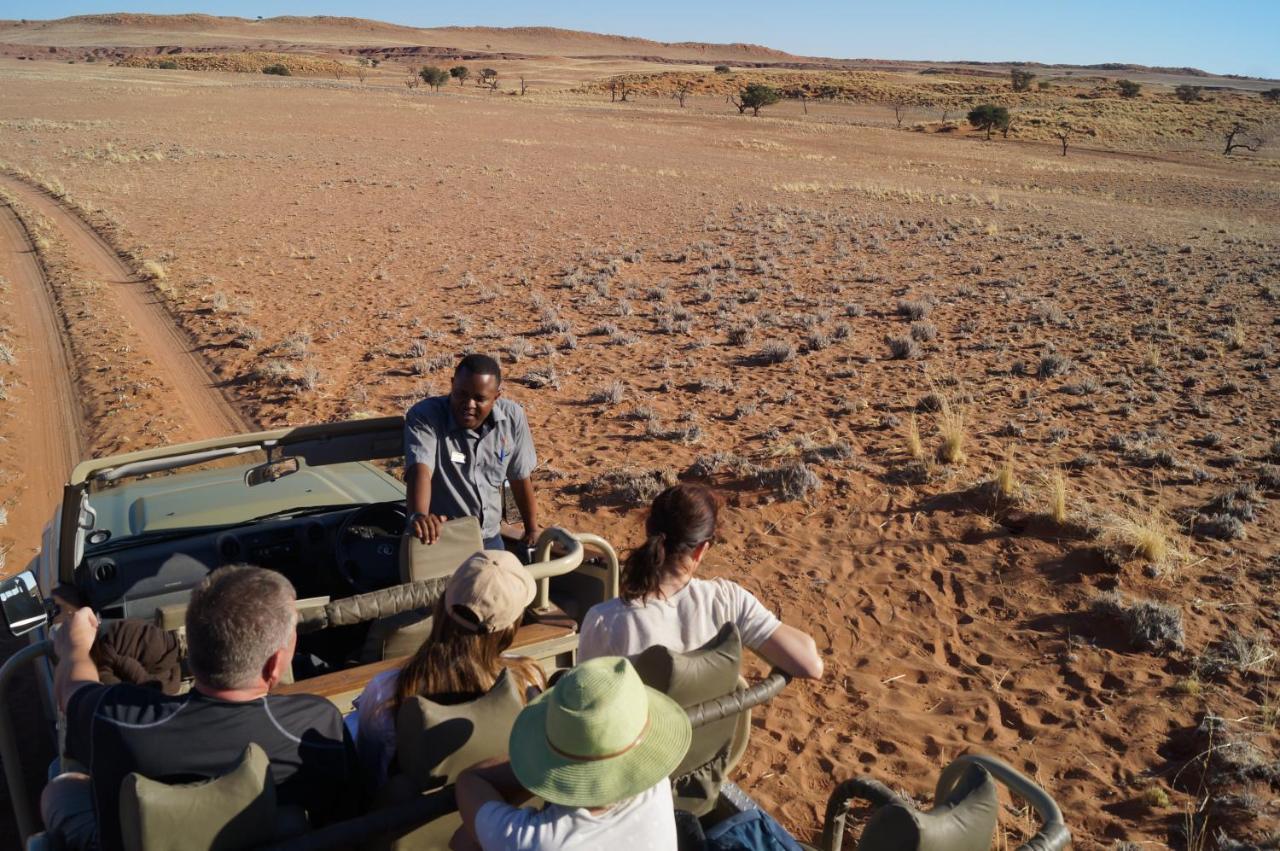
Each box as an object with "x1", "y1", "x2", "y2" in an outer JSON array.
[{"x1": 509, "y1": 656, "x2": 692, "y2": 809}]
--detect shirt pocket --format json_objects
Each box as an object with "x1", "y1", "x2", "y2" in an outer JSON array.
[{"x1": 478, "y1": 450, "x2": 507, "y2": 487}]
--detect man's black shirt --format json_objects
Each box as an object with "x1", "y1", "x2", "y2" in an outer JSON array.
[{"x1": 66, "y1": 682, "x2": 361, "y2": 851}]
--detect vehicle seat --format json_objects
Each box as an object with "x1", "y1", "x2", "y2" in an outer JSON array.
[
  {"x1": 118, "y1": 743, "x2": 309, "y2": 851},
  {"x1": 359, "y1": 518, "x2": 484, "y2": 665},
  {"x1": 369, "y1": 669, "x2": 526, "y2": 849},
  {"x1": 398, "y1": 517, "x2": 484, "y2": 583},
  {"x1": 630, "y1": 624, "x2": 745, "y2": 816},
  {"x1": 856, "y1": 762, "x2": 997, "y2": 851}
]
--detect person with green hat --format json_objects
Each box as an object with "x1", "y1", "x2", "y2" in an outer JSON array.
[{"x1": 451, "y1": 656, "x2": 692, "y2": 849}]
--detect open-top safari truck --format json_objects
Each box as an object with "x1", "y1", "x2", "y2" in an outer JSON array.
[{"x1": 0, "y1": 416, "x2": 1070, "y2": 850}]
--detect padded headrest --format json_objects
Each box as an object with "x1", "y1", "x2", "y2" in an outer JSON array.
[
  {"x1": 858, "y1": 763, "x2": 998, "y2": 851},
  {"x1": 395, "y1": 667, "x2": 525, "y2": 791},
  {"x1": 399, "y1": 516, "x2": 485, "y2": 583},
  {"x1": 118, "y1": 743, "x2": 276, "y2": 851},
  {"x1": 630, "y1": 623, "x2": 742, "y2": 777}
]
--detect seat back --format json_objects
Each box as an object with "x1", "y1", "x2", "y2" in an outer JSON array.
[
  {"x1": 118, "y1": 743, "x2": 294, "y2": 851},
  {"x1": 630, "y1": 624, "x2": 744, "y2": 816},
  {"x1": 398, "y1": 517, "x2": 484, "y2": 583},
  {"x1": 857, "y1": 763, "x2": 998, "y2": 851},
  {"x1": 373, "y1": 669, "x2": 526, "y2": 850}
]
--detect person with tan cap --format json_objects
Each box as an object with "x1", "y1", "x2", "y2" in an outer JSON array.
[
  {"x1": 451, "y1": 656, "x2": 692, "y2": 850},
  {"x1": 353, "y1": 550, "x2": 546, "y2": 788}
]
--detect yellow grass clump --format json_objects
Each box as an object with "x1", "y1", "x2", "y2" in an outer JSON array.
[
  {"x1": 140, "y1": 260, "x2": 167, "y2": 281},
  {"x1": 906, "y1": 414, "x2": 923, "y2": 460},
  {"x1": 1045, "y1": 469, "x2": 1068, "y2": 525},
  {"x1": 994, "y1": 449, "x2": 1017, "y2": 500},
  {"x1": 935, "y1": 396, "x2": 967, "y2": 465},
  {"x1": 1101, "y1": 503, "x2": 1177, "y2": 573}
]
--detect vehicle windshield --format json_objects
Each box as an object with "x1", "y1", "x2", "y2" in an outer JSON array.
[{"x1": 83, "y1": 449, "x2": 405, "y2": 550}]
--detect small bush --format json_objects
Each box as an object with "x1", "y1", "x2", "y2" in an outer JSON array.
[
  {"x1": 587, "y1": 468, "x2": 677, "y2": 507},
  {"x1": 714, "y1": 65, "x2": 731, "y2": 74},
  {"x1": 1117, "y1": 79, "x2": 1141, "y2": 98},
  {"x1": 968, "y1": 104, "x2": 1011, "y2": 139},
  {"x1": 758, "y1": 462, "x2": 821, "y2": 501},
  {"x1": 262, "y1": 63, "x2": 291, "y2": 76},
  {"x1": 896, "y1": 299, "x2": 931, "y2": 320},
  {"x1": 1194, "y1": 513, "x2": 1246, "y2": 541},
  {"x1": 910, "y1": 320, "x2": 937, "y2": 342},
  {"x1": 754, "y1": 341, "x2": 795, "y2": 365},
  {"x1": 1199, "y1": 632, "x2": 1274, "y2": 677},
  {"x1": 1010, "y1": 68, "x2": 1035, "y2": 92},
  {"x1": 1174, "y1": 84, "x2": 1202, "y2": 103},
  {"x1": 156, "y1": 60, "x2": 179, "y2": 70},
  {"x1": 885, "y1": 335, "x2": 919, "y2": 360},
  {"x1": 1037, "y1": 352, "x2": 1072, "y2": 378},
  {"x1": 1091, "y1": 591, "x2": 1185, "y2": 652},
  {"x1": 588, "y1": 381, "x2": 626, "y2": 405}
]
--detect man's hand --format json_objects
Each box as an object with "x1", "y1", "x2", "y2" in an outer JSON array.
[
  {"x1": 54, "y1": 606, "x2": 98, "y2": 661},
  {"x1": 411, "y1": 512, "x2": 448, "y2": 545},
  {"x1": 520, "y1": 523, "x2": 542, "y2": 548}
]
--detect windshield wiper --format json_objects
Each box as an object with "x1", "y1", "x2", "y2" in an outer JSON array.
[{"x1": 245, "y1": 503, "x2": 366, "y2": 523}]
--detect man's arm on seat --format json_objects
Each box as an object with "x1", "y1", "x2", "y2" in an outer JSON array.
[
  {"x1": 406, "y1": 463, "x2": 445, "y2": 544},
  {"x1": 54, "y1": 607, "x2": 101, "y2": 714}
]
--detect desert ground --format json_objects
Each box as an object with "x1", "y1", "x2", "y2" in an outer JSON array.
[{"x1": 0, "y1": 14, "x2": 1278, "y2": 849}]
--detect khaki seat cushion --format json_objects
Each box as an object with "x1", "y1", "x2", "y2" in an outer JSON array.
[
  {"x1": 858, "y1": 763, "x2": 998, "y2": 851},
  {"x1": 629, "y1": 623, "x2": 743, "y2": 815},
  {"x1": 398, "y1": 517, "x2": 484, "y2": 583},
  {"x1": 372, "y1": 670, "x2": 525, "y2": 850},
  {"x1": 118, "y1": 743, "x2": 276, "y2": 851}
]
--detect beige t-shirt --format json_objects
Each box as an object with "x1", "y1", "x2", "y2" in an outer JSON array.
[{"x1": 578, "y1": 577, "x2": 781, "y2": 659}]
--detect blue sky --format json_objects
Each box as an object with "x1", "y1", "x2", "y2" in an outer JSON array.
[{"x1": 13, "y1": 0, "x2": 1280, "y2": 79}]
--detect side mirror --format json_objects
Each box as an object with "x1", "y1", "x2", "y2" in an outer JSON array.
[
  {"x1": 0, "y1": 571, "x2": 47, "y2": 638},
  {"x1": 245, "y1": 457, "x2": 300, "y2": 487}
]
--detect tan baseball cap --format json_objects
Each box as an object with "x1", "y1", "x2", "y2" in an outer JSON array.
[{"x1": 445, "y1": 550, "x2": 536, "y2": 633}]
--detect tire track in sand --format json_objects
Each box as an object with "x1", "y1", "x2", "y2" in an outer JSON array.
[
  {"x1": 0, "y1": 174, "x2": 249, "y2": 442},
  {"x1": 0, "y1": 196, "x2": 83, "y2": 570}
]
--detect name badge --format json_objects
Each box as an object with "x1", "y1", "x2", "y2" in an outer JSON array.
[{"x1": 450, "y1": 450, "x2": 466, "y2": 465}]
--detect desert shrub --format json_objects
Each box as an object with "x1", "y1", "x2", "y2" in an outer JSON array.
[
  {"x1": 1175, "y1": 84, "x2": 1203, "y2": 103},
  {"x1": 968, "y1": 104, "x2": 1011, "y2": 139},
  {"x1": 262, "y1": 63, "x2": 291, "y2": 76},
  {"x1": 505, "y1": 337, "x2": 532, "y2": 363},
  {"x1": 754, "y1": 341, "x2": 795, "y2": 365},
  {"x1": 1199, "y1": 632, "x2": 1274, "y2": 678},
  {"x1": 686, "y1": 452, "x2": 758, "y2": 479},
  {"x1": 1037, "y1": 352, "x2": 1072, "y2": 378},
  {"x1": 896, "y1": 298, "x2": 931, "y2": 320},
  {"x1": 844, "y1": 303, "x2": 865, "y2": 317},
  {"x1": 299, "y1": 365, "x2": 321, "y2": 391},
  {"x1": 156, "y1": 60, "x2": 179, "y2": 70},
  {"x1": 1010, "y1": 68, "x2": 1035, "y2": 92},
  {"x1": 714, "y1": 65, "x2": 731, "y2": 74},
  {"x1": 559, "y1": 334, "x2": 578, "y2": 351},
  {"x1": 910, "y1": 320, "x2": 937, "y2": 342},
  {"x1": 758, "y1": 462, "x2": 821, "y2": 501},
  {"x1": 885, "y1": 335, "x2": 919, "y2": 360},
  {"x1": 727, "y1": 326, "x2": 753, "y2": 346},
  {"x1": 1091, "y1": 591, "x2": 1185, "y2": 653},
  {"x1": 1117, "y1": 79, "x2": 1142, "y2": 98},
  {"x1": 258, "y1": 359, "x2": 293, "y2": 385},
  {"x1": 588, "y1": 381, "x2": 626, "y2": 405},
  {"x1": 1203, "y1": 485, "x2": 1260, "y2": 523},
  {"x1": 1261, "y1": 88, "x2": 1280, "y2": 103},
  {"x1": 587, "y1": 468, "x2": 677, "y2": 507},
  {"x1": 1258, "y1": 464, "x2": 1280, "y2": 491},
  {"x1": 804, "y1": 331, "x2": 830, "y2": 352},
  {"x1": 1194, "y1": 513, "x2": 1246, "y2": 541},
  {"x1": 0, "y1": 343, "x2": 15, "y2": 365},
  {"x1": 141, "y1": 260, "x2": 167, "y2": 281}
]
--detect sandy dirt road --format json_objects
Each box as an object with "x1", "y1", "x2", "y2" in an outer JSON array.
[
  {"x1": 0, "y1": 174, "x2": 249, "y2": 446},
  {"x1": 0, "y1": 197, "x2": 82, "y2": 568}
]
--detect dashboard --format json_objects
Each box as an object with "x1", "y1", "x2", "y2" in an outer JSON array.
[{"x1": 78, "y1": 505, "x2": 383, "y2": 621}]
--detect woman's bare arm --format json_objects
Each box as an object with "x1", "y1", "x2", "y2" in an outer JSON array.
[{"x1": 756, "y1": 623, "x2": 824, "y2": 679}]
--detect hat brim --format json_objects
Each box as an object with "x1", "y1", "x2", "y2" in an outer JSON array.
[{"x1": 509, "y1": 685, "x2": 691, "y2": 808}]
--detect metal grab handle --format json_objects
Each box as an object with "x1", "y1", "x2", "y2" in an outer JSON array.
[
  {"x1": 821, "y1": 777, "x2": 903, "y2": 851},
  {"x1": 0, "y1": 639, "x2": 55, "y2": 843},
  {"x1": 528, "y1": 527, "x2": 585, "y2": 610},
  {"x1": 568, "y1": 531, "x2": 620, "y2": 601},
  {"x1": 935, "y1": 754, "x2": 1070, "y2": 851},
  {"x1": 686, "y1": 672, "x2": 789, "y2": 729}
]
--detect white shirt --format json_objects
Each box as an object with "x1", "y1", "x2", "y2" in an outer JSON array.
[
  {"x1": 577, "y1": 577, "x2": 781, "y2": 659},
  {"x1": 475, "y1": 780, "x2": 676, "y2": 850},
  {"x1": 352, "y1": 669, "x2": 399, "y2": 788}
]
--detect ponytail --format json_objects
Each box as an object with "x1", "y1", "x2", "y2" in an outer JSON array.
[{"x1": 619, "y1": 485, "x2": 718, "y2": 603}]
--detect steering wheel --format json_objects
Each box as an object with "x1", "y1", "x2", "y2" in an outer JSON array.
[{"x1": 334, "y1": 502, "x2": 408, "y2": 593}]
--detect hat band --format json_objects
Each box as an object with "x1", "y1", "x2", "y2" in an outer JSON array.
[{"x1": 546, "y1": 714, "x2": 652, "y2": 762}]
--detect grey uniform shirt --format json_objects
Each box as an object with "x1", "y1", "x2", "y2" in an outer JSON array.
[{"x1": 404, "y1": 396, "x2": 537, "y2": 539}]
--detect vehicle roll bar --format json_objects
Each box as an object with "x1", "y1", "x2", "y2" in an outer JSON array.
[
  {"x1": 528, "y1": 527, "x2": 585, "y2": 611},
  {"x1": 686, "y1": 672, "x2": 789, "y2": 729},
  {"x1": 0, "y1": 639, "x2": 55, "y2": 843},
  {"x1": 297, "y1": 577, "x2": 449, "y2": 632},
  {"x1": 936, "y1": 754, "x2": 1070, "y2": 851},
  {"x1": 820, "y1": 753, "x2": 1070, "y2": 851}
]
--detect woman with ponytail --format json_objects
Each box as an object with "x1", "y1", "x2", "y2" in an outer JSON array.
[{"x1": 578, "y1": 483, "x2": 823, "y2": 679}]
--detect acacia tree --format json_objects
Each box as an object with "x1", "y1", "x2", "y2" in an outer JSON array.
[
  {"x1": 1117, "y1": 79, "x2": 1141, "y2": 98},
  {"x1": 450, "y1": 65, "x2": 470, "y2": 86},
  {"x1": 968, "y1": 104, "x2": 1010, "y2": 139},
  {"x1": 478, "y1": 68, "x2": 498, "y2": 89},
  {"x1": 419, "y1": 65, "x2": 449, "y2": 91},
  {"x1": 889, "y1": 98, "x2": 906, "y2": 128},
  {"x1": 674, "y1": 81, "x2": 694, "y2": 108},
  {"x1": 1010, "y1": 68, "x2": 1035, "y2": 92},
  {"x1": 1223, "y1": 122, "x2": 1264, "y2": 155},
  {"x1": 1054, "y1": 124, "x2": 1072, "y2": 156},
  {"x1": 730, "y1": 84, "x2": 781, "y2": 117}
]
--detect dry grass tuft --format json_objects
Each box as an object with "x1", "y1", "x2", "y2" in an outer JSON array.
[
  {"x1": 906, "y1": 414, "x2": 924, "y2": 460},
  {"x1": 1100, "y1": 502, "x2": 1177, "y2": 573},
  {"x1": 994, "y1": 449, "x2": 1016, "y2": 500},
  {"x1": 1044, "y1": 468, "x2": 1068, "y2": 525},
  {"x1": 935, "y1": 395, "x2": 967, "y2": 465},
  {"x1": 140, "y1": 260, "x2": 167, "y2": 281}
]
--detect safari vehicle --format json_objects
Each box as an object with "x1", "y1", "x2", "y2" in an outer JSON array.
[{"x1": 0, "y1": 416, "x2": 1070, "y2": 850}]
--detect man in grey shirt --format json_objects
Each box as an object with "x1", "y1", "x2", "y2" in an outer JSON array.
[{"x1": 404, "y1": 354, "x2": 540, "y2": 550}]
